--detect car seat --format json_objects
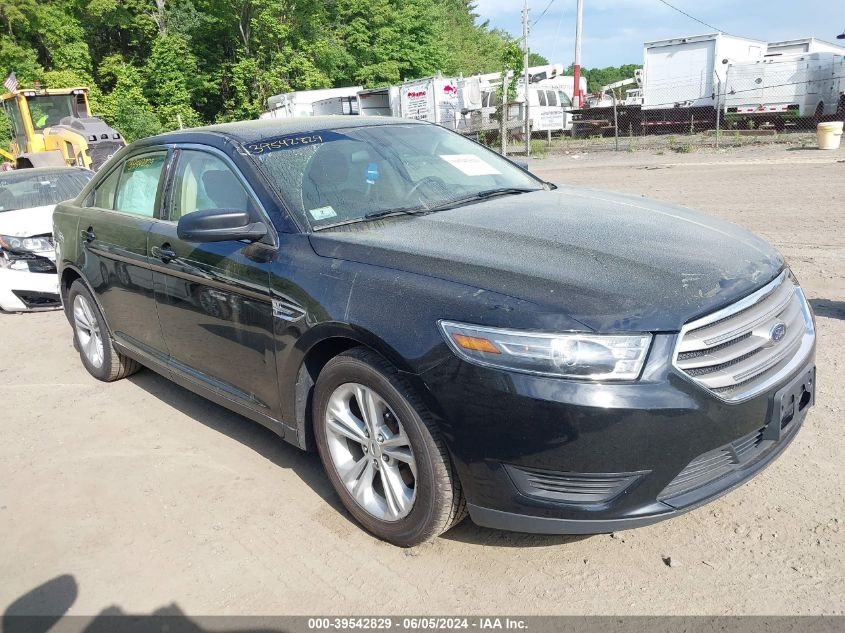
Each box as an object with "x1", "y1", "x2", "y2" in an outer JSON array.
[{"x1": 201, "y1": 169, "x2": 249, "y2": 211}]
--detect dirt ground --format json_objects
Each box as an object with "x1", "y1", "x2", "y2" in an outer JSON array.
[{"x1": 2, "y1": 143, "x2": 843, "y2": 617}]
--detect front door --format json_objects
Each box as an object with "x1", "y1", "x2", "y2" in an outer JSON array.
[
  {"x1": 148, "y1": 148, "x2": 280, "y2": 418},
  {"x1": 75, "y1": 150, "x2": 169, "y2": 358}
]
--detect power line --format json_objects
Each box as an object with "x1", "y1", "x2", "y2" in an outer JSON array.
[
  {"x1": 531, "y1": 0, "x2": 555, "y2": 27},
  {"x1": 655, "y1": 0, "x2": 726, "y2": 34}
]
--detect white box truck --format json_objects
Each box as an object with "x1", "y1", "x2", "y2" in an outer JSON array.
[
  {"x1": 641, "y1": 33, "x2": 766, "y2": 129},
  {"x1": 357, "y1": 87, "x2": 401, "y2": 117},
  {"x1": 725, "y1": 52, "x2": 845, "y2": 129},
  {"x1": 399, "y1": 75, "x2": 461, "y2": 129},
  {"x1": 260, "y1": 86, "x2": 362, "y2": 119},
  {"x1": 311, "y1": 95, "x2": 359, "y2": 116},
  {"x1": 767, "y1": 38, "x2": 845, "y2": 56}
]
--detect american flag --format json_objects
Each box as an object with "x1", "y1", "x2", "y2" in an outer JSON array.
[{"x1": 3, "y1": 72, "x2": 17, "y2": 93}]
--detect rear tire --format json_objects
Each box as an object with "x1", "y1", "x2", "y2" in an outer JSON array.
[
  {"x1": 313, "y1": 348, "x2": 466, "y2": 546},
  {"x1": 67, "y1": 280, "x2": 141, "y2": 382}
]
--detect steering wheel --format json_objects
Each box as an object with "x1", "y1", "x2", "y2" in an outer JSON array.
[{"x1": 404, "y1": 176, "x2": 447, "y2": 204}]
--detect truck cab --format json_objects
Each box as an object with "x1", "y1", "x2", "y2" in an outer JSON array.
[{"x1": 1, "y1": 86, "x2": 124, "y2": 171}]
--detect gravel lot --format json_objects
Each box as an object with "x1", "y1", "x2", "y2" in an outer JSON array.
[{"x1": 2, "y1": 143, "x2": 843, "y2": 617}]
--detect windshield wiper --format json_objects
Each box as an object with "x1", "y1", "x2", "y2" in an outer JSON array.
[
  {"x1": 423, "y1": 187, "x2": 538, "y2": 213},
  {"x1": 315, "y1": 188, "x2": 537, "y2": 231},
  {"x1": 363, "y1": 207, "x2": 428, "y2": 221}
]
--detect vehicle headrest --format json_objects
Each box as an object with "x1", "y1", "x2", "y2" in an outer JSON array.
[
  {"x1": 307, "y1": 148, "x2": 349, "y2": 187},
  {"x1": 202, "y1": 169, "x2": 247, "y2": 210}
]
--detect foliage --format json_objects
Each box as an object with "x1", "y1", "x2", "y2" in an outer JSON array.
[
  {"x1": 96, "y1": 56, "x2": 162, "y2": 142},
  {"x1": 0, "y1": 0, "x2": 566, "y2": 146},
  {"x1": 568, "y1": 63, "x2": 641, "y2": 94},
  {"x1": 499, "y1": 41, "x2": 524, "y2": 103},
  {"x1": 0, "y1": 109, "x2": 12, "y2": 148},
  {"x1": 529, "y1": 138, "x2": 547, "y2": 158}
]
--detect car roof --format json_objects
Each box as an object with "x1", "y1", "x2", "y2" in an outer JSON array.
[
  {"x1": 0, "y1": 166, "x2": 92, "y2": 180},
  {"x1": 141, "y1": 116, "x2": 428, "y2": 147}
]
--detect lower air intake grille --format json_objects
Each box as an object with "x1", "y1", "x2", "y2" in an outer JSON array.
[
  {"x1": 673, "y1": 271, "x2": 815, "y2": 402},
  {"x1": 12, "y1": 290, "x2": 61, "y2": 309},
  {"x1": 504, "y1": 464, "x2": 647, "y2": 505}
]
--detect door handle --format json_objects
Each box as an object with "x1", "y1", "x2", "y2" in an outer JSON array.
[
  {"x1": 152, "y1": 244, "x2": 177, "y2": 263},
  {"x1": 80, "y1": 227, "x2": 95, "y2": 242}
]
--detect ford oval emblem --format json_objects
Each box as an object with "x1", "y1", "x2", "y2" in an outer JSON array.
[{"x1": 770, "y1": 322, "x2": 787, "y2": 343}]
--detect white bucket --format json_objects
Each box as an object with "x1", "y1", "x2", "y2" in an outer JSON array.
[{"x1": 817, "y1": 121, "x2": 843, "y2": 150}]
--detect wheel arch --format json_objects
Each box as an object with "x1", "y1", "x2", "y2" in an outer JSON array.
[
  {"x1": 60, "y1": 265, "x2": 112, "y2": 336},
  {"x1": 289, "y1": 323, "x2": 422, "y2": 452}
]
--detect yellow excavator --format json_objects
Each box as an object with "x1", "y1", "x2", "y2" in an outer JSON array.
[{"x1": 1, "y1": 85, "x2": 125, "y2": 170}]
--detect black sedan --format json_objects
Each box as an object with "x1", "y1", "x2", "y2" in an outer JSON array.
[{"x1": 53, "y1": 117, "x2": 816, "y2": 546}]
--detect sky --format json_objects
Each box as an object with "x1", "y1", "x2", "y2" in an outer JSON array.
[{"x1": 474, "y1": 0, "x2": 845, "y2": 69}]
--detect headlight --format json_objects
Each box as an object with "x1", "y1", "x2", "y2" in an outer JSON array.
[
  {"x1": 439, "y1": 321, "x2": 652, "y2": 380},
  {"x1": 0, "y1": 234, "x2": 53, "y2": 253}
]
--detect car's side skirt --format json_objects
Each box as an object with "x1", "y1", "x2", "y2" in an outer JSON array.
[{"x1": 113, "y1": 339, "x2": 293, "y2": 442}]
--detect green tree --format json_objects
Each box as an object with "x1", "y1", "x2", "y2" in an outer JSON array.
[
  {"x1": 97, "y1": 56, "x2": 161, "y2": 141},
  {"x1": 0, "y1": 0, "x2": 534, "y2": 140},
  {"x1": 143, "y1": 33, "x2": 202, "y2": 130},
  {"x1": 0, "y1": 36, "x2": 42, "y2": 82}
]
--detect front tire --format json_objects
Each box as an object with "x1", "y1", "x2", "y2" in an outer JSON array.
[
  {"x1": 313, "y1": 348, "x2": 466, "y2": 546},
  {"x1": 68, "y1": 280, "x2": 141, "y2": 382}
]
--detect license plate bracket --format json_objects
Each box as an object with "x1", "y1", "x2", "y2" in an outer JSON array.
[{"x1": 764, "y1": 365, "x2": 815, "y2": 441}]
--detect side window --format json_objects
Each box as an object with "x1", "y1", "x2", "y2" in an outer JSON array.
[
  {"x1": 3, "y1": 99, "x2": 29, "y2": 151},
  {"x1": 91, "y1": 165, "x2": 122, "y2": 209},
  {"x1": 537, "y1": 90, "x2": 547, "y2": 106},
  {"x1": 546, "y1": 90, "x2": 558, "y2": 107},
  {"x1": 114, "y1": 153, "x2": 167, "y2": 217},
  {"x1": 170, "y1": 150, "x2": 251, "y2": 222},
  {"x1": 559, "y1": 90, "x2": 572, "y2": 108}
]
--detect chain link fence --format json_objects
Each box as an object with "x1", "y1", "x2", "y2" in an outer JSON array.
[{"x1": 465, "y1": 56, "x2": 845, "y2": 156}]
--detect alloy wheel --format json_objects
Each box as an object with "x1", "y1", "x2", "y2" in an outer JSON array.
[
  {"x1": 324, "y1": 382, "x2": 417, "y2": 521},
  {"x1": 73, "y1": 294, "x2": 105, "y2": 369}
]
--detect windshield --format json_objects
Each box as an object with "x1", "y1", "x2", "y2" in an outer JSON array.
[
  {"x1": 0, "y1": 170, "x2": 92, "y2": 212},
  {"x1": 248, "y1": 124, "x2": 544, "y2": 229},
  {"x1": 26, "y1": 95, "x2": 77, "y2": 130}
]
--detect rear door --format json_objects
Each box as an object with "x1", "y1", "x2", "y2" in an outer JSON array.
[
  {"x1": 75, "y1": 150, "x2": 169, "y2": 359},
  {"x1": 148, "y1": 146, "x2": 280, "y2": 418}
]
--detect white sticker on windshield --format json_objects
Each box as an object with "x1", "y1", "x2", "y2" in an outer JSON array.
[
  {"x1": 309, "y1": 206, "x2": 337, "y2": 221},
  {"x1": 439, "y1": 154, "x2": 501, "y2": 176}
]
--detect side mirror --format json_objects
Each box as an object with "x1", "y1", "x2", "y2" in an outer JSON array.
[
  {"x1": 514, "y1": 160, "x2": 530, "y2": 171},
  {"x1": 177, "y1": 208, "x2": 267, "y2": 243}
]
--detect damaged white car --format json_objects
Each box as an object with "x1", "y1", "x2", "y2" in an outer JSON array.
[{"x1": 0, "y1": 167, "x2": 92, "y2": 312}]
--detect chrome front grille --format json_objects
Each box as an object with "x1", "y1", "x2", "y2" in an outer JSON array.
[{"x1": 673, "y1": 271, "x2": 815, "y2": 402}]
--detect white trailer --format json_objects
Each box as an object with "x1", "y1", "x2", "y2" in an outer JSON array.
[
  {"x1": 399, "y1": 75, "x2": 461, "y2": 129},
  {"x1": 767, "y1": 38, "x2": 845, "y2": 57},
  {"x1": 641, "y1": 33, "x2": 766, "y2": 128},
  {"x1": 260, "y1": 86, "x2": 362, "y2": 119},
  {"x1": 357, "y1": 87, "x2": 401, "y2": 117},
  {"x1": 725, "y1": 52, "x2": 845, "y2": 128}
]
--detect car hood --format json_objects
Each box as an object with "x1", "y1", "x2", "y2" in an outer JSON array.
[
  {"x1": 0, "y1": 205, "x2": 56, "y2": 237},
  {"x1": 308, "y1": 187, "x2": 784, "y2": 332}
]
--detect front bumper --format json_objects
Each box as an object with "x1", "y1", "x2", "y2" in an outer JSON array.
[
  {"x1": 419, "y1": 334, "x2": 815, "y2": 534},
  {"x1": 0, "y1": 267, "x2": 61, "y2": 312}
]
